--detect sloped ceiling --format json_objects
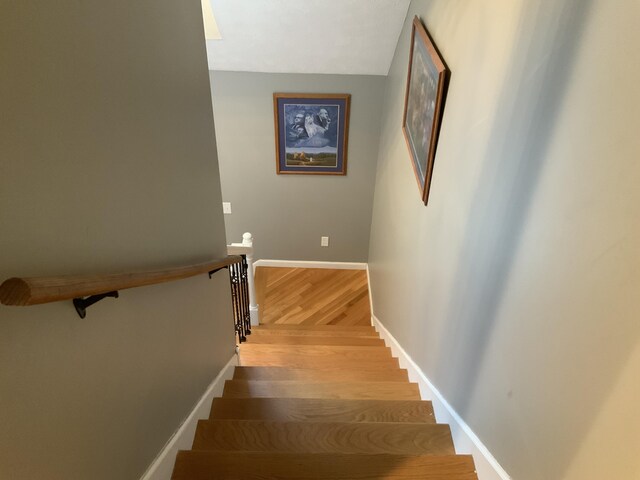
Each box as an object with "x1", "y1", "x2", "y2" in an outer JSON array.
[{"x1": 206, "y1": 0, "x2": 410, "y2": 75}]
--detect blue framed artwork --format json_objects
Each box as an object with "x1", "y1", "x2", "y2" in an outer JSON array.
[
  {"x1": 402, "y1": 17, "x2": 449, "y2": 204},
  {"x1": 273, "y1": 93, "x2": 350, "y2": 175}
]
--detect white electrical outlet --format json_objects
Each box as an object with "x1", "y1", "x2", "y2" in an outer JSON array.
[
  {"x1": 222, "y1": 202, "x2": 232, "y2": 214},
  {"x1": 321, "y1": 236, "x2": 329, "y2": 247}
]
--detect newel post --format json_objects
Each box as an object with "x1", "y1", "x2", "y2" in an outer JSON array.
[{"x1": 227, "y1": 232, "x2": 260, "y2": 326}]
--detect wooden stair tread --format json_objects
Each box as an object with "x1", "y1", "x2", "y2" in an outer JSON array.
[
  {"x1": 233, "y1": 366, "x2": 409, "y2": 382},
  {"x1": 239, "y1": 353, "x2": 399, "y2": 369},
  {"x1": 209, "y1": 397, "x2": 435, "y2": 423},
  {"x1": 254, "y1": 324, "x2": 376, "y2": 332},
  {"x1": 240, "y1": 344, "x2": 394, "y2": 359},
  {"x1": 239, "y1": 343, "x2": 399, "y2": 369},
  {"x1": 247, "y1": 334, "x2": 384, "y2": 346},
  {"x1": 223, "y1": 380, "x2": 421, "y2": 400},
  {"x1": 193, "y1": 420, "x2": 455, "y2": 455},
  {"x1": 172, "y1": 452, "x2": 477, "y2": 480},
  {"x1": 250, "y1": 328, "x2": 380, "y2": 338}
]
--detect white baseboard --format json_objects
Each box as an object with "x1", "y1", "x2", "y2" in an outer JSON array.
[
  {"x1": 139, "y1": 355, "x2": 238, "y2": 480},
  {"x1": 254, "y1": 259, "x2": 367, "y2": 270},
  {"x1": 372, "y1": 315, "x2": 511, "y2": 480},
  {"x1": 365, "y1": 265, "x2": 374, "y2": 319}
]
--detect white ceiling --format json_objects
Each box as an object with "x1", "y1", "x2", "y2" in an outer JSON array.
[{"x1": 206, "y1": 0, "x2": 410, "y2": 75}]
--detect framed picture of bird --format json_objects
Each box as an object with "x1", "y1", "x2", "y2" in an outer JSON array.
[
  {"x1": 402, "y1": 16, "x2": 449, "y2": 204},
  {"x1": 273, "y1": 93, "x2": 351, "y2": 175}
]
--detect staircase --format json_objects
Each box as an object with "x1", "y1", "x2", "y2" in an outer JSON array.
[{"x1": 171, "y1": 323, "x2": 478, "y2": 479}]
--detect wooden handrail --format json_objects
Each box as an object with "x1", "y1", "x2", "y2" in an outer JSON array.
[{"x1": 0, "y1": 255, "x2": 242, "y2": 306}]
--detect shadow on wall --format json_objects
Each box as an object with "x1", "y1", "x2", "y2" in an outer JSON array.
[{"x1": 430, "y1": 0, "x2": 600, "y2": 476}]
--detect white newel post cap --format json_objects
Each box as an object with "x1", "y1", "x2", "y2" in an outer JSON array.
[{"x1": 242, "y1": 232, "x2": 253, "y2": 247}]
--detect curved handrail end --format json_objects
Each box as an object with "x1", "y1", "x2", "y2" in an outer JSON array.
[{"x1": 0, "y1": 278, "x2": 32, "y2": 306}]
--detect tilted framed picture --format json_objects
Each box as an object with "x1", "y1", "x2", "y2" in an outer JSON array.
[
  {"x1": 273, "y1": 93, "x2": 350, "y2": 175},
  {"x1": 402, "y1": 16, "x2": 449, "y2": 204}
]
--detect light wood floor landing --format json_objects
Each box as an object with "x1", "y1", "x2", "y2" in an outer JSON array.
[{"x1": 255, "y1": 266, "x2": 371, "y2": 325}]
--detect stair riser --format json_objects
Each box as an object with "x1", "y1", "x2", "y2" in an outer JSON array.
[
  {"x1": 247, "y1": 336, "x2": 385, "y2": 346},
  {"x1": 193, "y1": 420, "x2": 455, "y2": 456},
  {"x1": 233, "y1": 366, "x2": 409, "y2": 382},
  {"x1": 241, "y1": 344, "x2": 392, "y2": 357},
  {"x1": 239, "y1": 355, "x2": 399, "y2": 369},
  {"x1": 254, "y1": 324, "x2": 376, "y2": 332},
  {"x1": 209, "y1": 398, "x2": 435, "y2": 423},
  {"x1": 172, "y1": 452, "x2": 477, "y2": 480},
  {"x1": 222, "y1": 380, "x2": 421, "y2": 401},
  {"x1": 249, "y1": 329, "x2": 380, "y2": 338}
]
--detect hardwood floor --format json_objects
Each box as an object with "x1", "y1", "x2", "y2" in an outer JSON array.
[
  {"x1": 255, "y1": 267, "x2": 371, "y2": 325},
  {"x1": 171, "y1": 269, "x2": 477, "y2": 480}
]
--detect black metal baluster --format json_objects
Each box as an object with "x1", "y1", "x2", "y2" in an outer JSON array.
[
  {"x1": 236, "y1": 261, "x2": 247, "y2": 343},
  {"x1": 236, "y1": 260, "x2": 245, "y2": 341},
  {"x1": 240, "y1": 255, "x2": 251, "y2": 337},
  {"x1": 237, "y1": 262, "x2": 247, "y2": 343},
  {"x1": 233, "y1": 261, "x2": 242, "y2": 342},
  {"x1": 228, "y1": 262, "x2": 237, "y2": 342},
  {"x1": 229, "y1": 261, "x2": 245, "y2": 343}
]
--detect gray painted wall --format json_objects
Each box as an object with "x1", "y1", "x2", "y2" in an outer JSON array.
[
  {"x1": 0, "y1": 2, "x2": 235, "y2": 479},
  {"x1": 210, "y1": 71, "x2": 385, "y2": 262},
  {"x1": 368, "y1": 1, "x2": 640, "y2": 479}
]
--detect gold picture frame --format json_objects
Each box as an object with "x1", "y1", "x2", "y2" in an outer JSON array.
[{"x1": 402, "y1": 17, "x2": 449, "y2": 204}]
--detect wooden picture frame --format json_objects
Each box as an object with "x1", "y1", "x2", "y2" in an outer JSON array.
[
  {"x1": 273, "y1": 93, "x2": 350, "y2": 175},
  {"x1": 402, "y1": 17, "x2": 449, "y2": 204}
]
